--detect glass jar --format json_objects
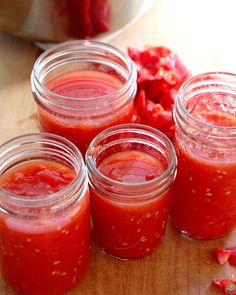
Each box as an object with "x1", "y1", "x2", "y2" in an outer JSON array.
[
  {"x1": 170, "y1": 72, "x2": 236, "y2": 239},
  {"x1": 31, "y1": 40, "x2": 137, "y2": 156},
  {"x1": 86, "y1": 124, "x2": 177, "y2": 259},
  {"x1": 0, "y1": 133, "x2": 90, "y2": 295}
]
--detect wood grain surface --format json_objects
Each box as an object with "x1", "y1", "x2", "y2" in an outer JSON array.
[{"x1": 0, "y1": 0, "x2": 236, "y2": 294}]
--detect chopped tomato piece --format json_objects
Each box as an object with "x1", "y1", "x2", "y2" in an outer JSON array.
[
  {"x1": 128, "y1": 46, "x2": 191, "y2": 140},
  {"x1": 214, "y1": 247, "x2": 236, "y2": 266},
  {"x1": 212, "y1": 278, "x2": 236, "y2": 295},
  {"x1": 229, "y1": 252, "x2": 236, "y2": 266}
]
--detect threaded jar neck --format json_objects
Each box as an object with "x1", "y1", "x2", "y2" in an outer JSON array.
[
  {"x1": 86, "y1": 124, "x2": 177, "y2": 202},
  {"x1": 31, "y1": 40, "x2": 137, "y2": 117},
  {"x1": 174, "y1": 72, "x2": 236, "y2": 148},
  {"x1": 0, "y1": 133, "x2": 88, "y2": 216}
]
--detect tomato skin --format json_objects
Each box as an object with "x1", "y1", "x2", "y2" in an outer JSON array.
[
  {"x1": 212, "y1": 278, "x2": 236, "y2": 295},
  {"x1": 153, "y1": 110, "x2": 175, "y2": 139},
  {"x1": 90, "y1": 0, "x2": 111, "y2": 33},
  {"x1": 132, "y1": 91, "x2": 175, "y2": 139},
  {"x1": 229, "y1": 251, "x2": 236, "y2": 266},
  {"x1": 214, "y1": 247, "x2": 236, "y2": 266},
  {"x1": 64, "y1": 0, "x2": 111, "y2": 38},
  {"x1": 128, "y1": 46, "x2": 191, "y2": 140},
  {"x1": 214, "y1": 248, "x2": 232, "y2": 265}
]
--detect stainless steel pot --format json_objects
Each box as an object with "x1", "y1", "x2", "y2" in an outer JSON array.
[{"x1": 0, "y1": 0, "x2": 154, "y2": 43}]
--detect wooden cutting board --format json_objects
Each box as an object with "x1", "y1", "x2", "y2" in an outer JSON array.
[{"x1": 0, "y1": 1, "x2": 236, "y2": 294}]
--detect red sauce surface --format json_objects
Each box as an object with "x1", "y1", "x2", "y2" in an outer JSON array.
[
  {"x1": 0, "y1": 161, "x2": 75, "y2": 197},
  {"x1": 99, "y1": 150, "x2": 165, "y2": 183},
  {"x1": 91, "y1": 151, "x2": 171, "y2": 259},
  {"x1": 37, "y1": 71, "x2": 133, "y2": 156},
  {"x1": 0, "y1": 160, "x2": 90, "y2": 295},
  {"x1": 170, "y1": 95, "x2": 236, "y2": 239},
  {"x1": 47, "y1": 71, "x2": 122, "y2": 98}
]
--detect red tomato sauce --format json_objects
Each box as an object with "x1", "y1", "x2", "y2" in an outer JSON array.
[
  {"x1": 65, "y1": 0, "x2": 111, "y2": 38},
  {"x1": 0, "y1": 160, "x2": 90, "y2": 295},
  {"x1": 171, "y1": 102, "x2": 236, "y2": 239},
  {"x1": 0, "y1": 161, "x2": 75, "y2": 196},
  {"x1": 90, "y1": 151, "x2": 171, "y2": 259},
  {"x1": 37, "y1": 71, "x2": 133, "y2": 156}
]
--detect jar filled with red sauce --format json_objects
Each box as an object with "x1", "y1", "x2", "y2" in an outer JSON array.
[
  {"x1": 86, "y1": 124, "x2": 177, "y2": 259},
  {"x1": 0, "y1": 133, "x2": 90, "y2": 295},
  {"x1": 31, "y1": 41, "x2": 137, "y2": 156},
  {"x1": 170, "y1": 72, "x2": 236, "y2": 239}
]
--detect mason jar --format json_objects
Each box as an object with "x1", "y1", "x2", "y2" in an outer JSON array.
[
  {"x1": 170, "y1": 72, "x2": 236, "y2": 239},
  {"x1": 86, "y1": 124, "x2": 177, "y2": 259},
  {"x1": 31, "y1": 40, "x2": 137, "y2": 156},
  {"x1": 0, "y1": 133, "x2": 90, "y2": 295}
]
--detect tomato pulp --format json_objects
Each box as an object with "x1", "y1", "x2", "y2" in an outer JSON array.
[
  {"x1": 36, "y1": 70, "x2": 133, "y2": 156},
  {"x1": 90, "y1": 150, "x2": 171, "y2": 259},
  {"x1": 0, "y1": 160, "x2": 90, "y2": 295},
  {"x1": 170, "y1": 94, "x2": 236, "y2": 239}
]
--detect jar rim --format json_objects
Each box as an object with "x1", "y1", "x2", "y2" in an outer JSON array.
[
  {"x1": 86, "y1": 123, "x2": 177, "y2": 193},
  {"x1": 176, "y1": 71, "x2": 236, "y2": 132},
  {"x1": 0, "y1": 133, "x2": 87, "y2": 215},
  {"x1": 31, "y1": 40, "x2": 137, "y2": 108}
]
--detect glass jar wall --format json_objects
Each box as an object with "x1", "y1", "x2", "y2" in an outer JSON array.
[
  {"x1": 31, "y1": 40, "x2": 137, "y2": 156},
  {"x1": 86, "y1": 124, "x2": 177, "y2": 259},
  {"x1": 0, "y1": 133, "x2": 90, "y2": 295},
  {"x1": 170, "y1": 72, "x2": 236, "y2": 239}
]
